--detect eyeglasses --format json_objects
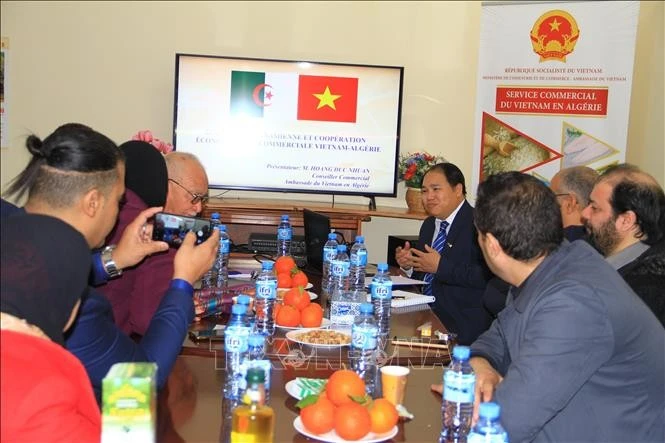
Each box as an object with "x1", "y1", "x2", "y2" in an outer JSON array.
[
  {"x1": 168, "y1": 178, "x2": 209, "y2": 205},
  {"x1": 555, "y1": 193, "x2": 571, "y2": 198}
]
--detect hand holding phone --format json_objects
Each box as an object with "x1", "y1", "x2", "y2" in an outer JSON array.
[
  {"x1": 152, "y1": 212, "x2": 212, "y2": 248},
  {"x1": 172, "y1": 228, "x2": 220, "y2": 285}
]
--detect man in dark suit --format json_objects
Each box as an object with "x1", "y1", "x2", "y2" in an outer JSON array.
[{"x1": 395, "y1": 162, "x2": 492, "y2": 344}]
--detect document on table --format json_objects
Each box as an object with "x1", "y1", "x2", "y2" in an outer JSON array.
[{"x1": 364, "y1": 275, "x2": 426, "y2": 287}]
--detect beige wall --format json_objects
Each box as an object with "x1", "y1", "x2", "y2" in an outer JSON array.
[{"x1": 1, "y1": 1, "x2": 662, "y2": 263}]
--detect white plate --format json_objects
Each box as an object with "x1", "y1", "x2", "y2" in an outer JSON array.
[
  {"x1": 277, "y1": 318, "x2": 331, "y2": 331},
  {"x1": 308, "y1": 291, "x2": 318, "y2": 300},
  {"x1": 293, "y1": 417, "x2": 398, "y2": 443},
  {"x1": 278, "y1": 282, "x2": 314, "y2": 290},
  {"x1": 285, "y1": 378, "x2": 327, "y2": 400},
  {"x1": 285, "y1": 328, "x2": 352, "y2": 348}
]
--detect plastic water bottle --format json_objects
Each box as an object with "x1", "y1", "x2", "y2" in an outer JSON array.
[
  {"x1": 277, "y1": 214, "x2": 292, "y2": 257},
  {"x1": 330, "y1": 244, "x2": 360, "y2": 325},
  {"x1": 243, "y1": 334, "x2": 272, "y2": 403},
  {"x1": 371, "y1": 262, "x2": 393, "y2": 344},
  {"x1": 349, "y1": 235, "x2": 368, "y2": 291},
  {"x1": 215, "y1": 224, "x2": 231, "y2": 290},
  {"x1": 321, "y1": 233, "x2": 338, "y2": 297},
  {"x1": 201, "y1": 213, "x2": 222, "y2": 289},
  {"x1": 255, "y1": 261, "x2": 277, "y2": 336},
  {"x1": 350, "y1": 303, "x2": 379, "y2": 396},
  {"x1": 224, "y1": 304, "x2": 250, "y2": 404},
  {"x1": 468, "y1": 402, "x2": 509, "y2": 443},
  {"x1": 236, "y1": 295, "x2": 255, "y2": 331},
  {"x1": 330, "y1": 244, "x2": 350, "y2": 294},
  {"x1": 440, "y1": 346, "x2": 476, "y2": 443}
]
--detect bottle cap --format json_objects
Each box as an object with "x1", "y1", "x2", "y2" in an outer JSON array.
[
  {"x1": 328, "y1": 233, "x2": 337, "y2": 240},
  {"x1": 237, "y1": 295, "x2": 251, "y2": 305},
  {"x1": 452, "y1": 345, "x2": 471, "y2": 360},
  {"x1": 213, "y1": 225, "x2": 221, "y2": 232},
  {"x1": 231, "y1": 304, "x2": 246, "y2": 315},
  {"x1": 336, "y1": 244, "x2": 347, "y2": 252},
  {"x1": 377, "y1": 263, "x2": 389, "y2": 272},
  {"x1": 248, "y1": 334, "x2": 265, "y2": 347},
  {"x1": 360, "y1": 302, "x2": 374, "y2": 314},
  {"x1": 211, "y1": 212, "x2": 220, "y2": 219},
  {"x1": 355, "y1": 235, "x2": 364, "y2": 243},
  {"x1": 281, "y1": 215, "x2": 289, "y2": 221},
  {"x1": 219, "y1": 224, "x2": 227, "y2": 231},
  {"x1": 262, "y1": 260, "x2": 274, "y2": 270},
  {"x1": 246, "y1": 367, "x2": 265, "y2": 383},
  {"x1": 478, "y1": 402, "x2": 501, "y2": 420}
]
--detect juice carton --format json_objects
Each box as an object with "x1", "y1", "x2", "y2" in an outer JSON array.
[{"x1": 101, "y1": 362, "x2": 157, "y2": 443}]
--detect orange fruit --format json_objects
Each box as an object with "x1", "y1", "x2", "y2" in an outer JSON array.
[
  {"x1": 273, "y1": 303, "x2": 282, "y2": 320},
  {"x1": 300, "y1": 395, "x2": 336, "y2": 435},
  {"x1": 284, "y1": 286, "x2": 310, "y2": 311},
  {"x1": 275, "y1": 256, "x2": 297, "y2": 275},
  {"x1": 368, "y1": 398, "x2": 399, "y2": 434},
  {"x1": 300, "y1": 303, "x2": 323, "y2": 328},
  {"x1": 275, "y1": 304, "x2": 300, "y2": 327},
  {"x1": 334, "y1": 402, "x2": 371, "y2": 441},
  {"x1": 325, "y1": 369, "x2": 366, "y2": 407},
  {"x1": 292, "y1": 270, "x2": 309, "y2": 287},
  {"x1": 277, "y1": 272, "x2": 293, "y2": 289}
]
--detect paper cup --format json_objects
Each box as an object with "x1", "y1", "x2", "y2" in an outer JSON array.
[{"x1": 380, "y1": 366, "x2": 410, "y2": 406}]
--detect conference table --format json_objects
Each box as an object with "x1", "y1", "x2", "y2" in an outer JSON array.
[{"x1": 159, "y1": 265, "x2": 452, "y2": 441}]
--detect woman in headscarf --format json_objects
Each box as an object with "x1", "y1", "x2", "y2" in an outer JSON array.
[
  {"x1": 1, "y1": 214, "x2": 100, "y2": 441},
  {"x1": 101, "y1": 140, "x2": 170, "y2": 333}
]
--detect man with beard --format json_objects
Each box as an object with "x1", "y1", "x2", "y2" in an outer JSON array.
[{"x1": 581, "y1": 163, "x2": 664, "y2": 326}]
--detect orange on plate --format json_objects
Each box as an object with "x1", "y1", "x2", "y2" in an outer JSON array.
[
  {"x1": 325, "y1": 369, "x2": 366, "y2": 407},
  {"x1": 277, "y1": 272, "x2": 293, "y2": 289},
  {"x1": 275, "y1": 256, "x2": 297, "y2": 275},
  {"x1": 368, "y1": 398, "x2": 399, "y2": 434},
  {"x1": 300, "y1": 303, "x2": 323, "y2": 328},
  {"x1": 292, "y1": 270, "x2": 309, "y2": 288},
  {"x1": 334, "y1": 402, "x2": 371, "y2": 441},
  {"x1": 275, "y1": 304, "x2": 300, "y2": 327},
  {"x1": 284, "y1": 286, "x2": 310, "y2": 311},
  {"x1": 300, "y1": 395, "x2": 336, "y2": 435}
]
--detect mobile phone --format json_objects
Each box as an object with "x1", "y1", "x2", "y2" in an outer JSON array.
[
  {"x1": 189, "y1": 325, "x2": 225, "y2": 341},
  {"x1": 152, "y1": 212, "x2": 212, "y2": 248}
]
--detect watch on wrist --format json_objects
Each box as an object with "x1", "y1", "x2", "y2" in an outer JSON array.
[{"x1": 101, "y1": 245, "x2": 123, "y2": 278}]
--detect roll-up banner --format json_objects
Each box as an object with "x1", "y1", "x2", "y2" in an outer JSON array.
[{"x1": 471, "y1": 1, "x2": 640, "y2": 195}]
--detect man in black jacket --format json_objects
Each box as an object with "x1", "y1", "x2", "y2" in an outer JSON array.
[{"x1": 581, "y1": 163, "x2": 665, "y2": 326}]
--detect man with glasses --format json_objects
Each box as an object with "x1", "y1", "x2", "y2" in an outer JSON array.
[
  {"x1": 164, "y1": 152, "x2": 210, "y2": 217},
  {"x1": 102, "y1": 150, "x2": 211, "y2": 336},
  {"x1": 550, "y1": 165, "x2": 598, "y2": 242}
]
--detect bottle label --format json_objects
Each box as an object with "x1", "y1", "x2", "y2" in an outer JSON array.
[
  {"x1": 331, "y1": 260, "x2": 350, "y2": 277},
  {"x1": 352, "y1": 250, "x2": 368, "y2": 266},
  {"x1": 352, "y1": 326, "x2": 378, "y2": 350},
  {"x1": 225, "y1": 326, "x2": 249, "y2": 353},
  {"x1": 278, "y1": 227, "x2": 292, "y2": 240},
  {"x1": 256, "y1": 280, "x2": 277, "y2": 300},
  {"x1": 371, "y1": 281, "x2": 393, "y2": 300},
  {"x1": 323, "y1": 246, "x2": 337, "y2": 263},
  {"x1": 330, "y1": 301, "x2": 360, "y2": 324},
  {"x1": 443, "y1": 371, "x2": 475, "y2": 403},
  {"x1": 468, "y1": 431, "x2": 508, "y2": 443},
  {"x1": 221, "y1": 238, "x2": 230, "y2": 254}
]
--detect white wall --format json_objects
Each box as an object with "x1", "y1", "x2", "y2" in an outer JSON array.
[{"x1": 1, "y1": 1, "x2": 662, "y2": 263}]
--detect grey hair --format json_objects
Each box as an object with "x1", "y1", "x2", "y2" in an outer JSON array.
[
  {"x1": 164, "y1": 151, "x2": 204, "y2": 179},
  {"x1": 557, "y1": 166, "x2": 599, "y2": 207}
]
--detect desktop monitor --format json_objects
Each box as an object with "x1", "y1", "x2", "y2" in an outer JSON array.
[{"x1": 303, "y1": 209, "x2": 331, "y2": 272}]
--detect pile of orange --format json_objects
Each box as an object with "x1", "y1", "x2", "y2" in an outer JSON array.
[
  {"x1": 273, "y1": 256, "x2": 324, "y2": 328},
  {"x1": 297, "y1": 369, "x2": 399, "y2": 440}
]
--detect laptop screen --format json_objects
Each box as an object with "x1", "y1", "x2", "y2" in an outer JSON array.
[{"x1": 303, "y1": 209, "x2": 331, "y2": 272}]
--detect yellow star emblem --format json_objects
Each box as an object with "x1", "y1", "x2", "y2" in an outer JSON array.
[
  {"x1": 313, "y1": 86, "x2": 341, "y2": 110},
  {"x1": 549, "y1": 18, "x2": 561, "y2": 31}
]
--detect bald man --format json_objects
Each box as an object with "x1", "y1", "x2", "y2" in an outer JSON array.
[{"x1": 550, "y1": 166, "x2": 598, "y2": 242}]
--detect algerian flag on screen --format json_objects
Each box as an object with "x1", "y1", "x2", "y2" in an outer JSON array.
[{"x1": 230, "y1": 71, "x2": 298, "y2": 119}]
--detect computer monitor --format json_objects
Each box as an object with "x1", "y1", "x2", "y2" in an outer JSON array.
[{"x1": 303, "y1": 209, "x2": 331, "y2": 273}]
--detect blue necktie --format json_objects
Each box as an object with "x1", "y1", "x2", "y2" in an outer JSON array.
[{"x1": 423, "y1": 221, "x2": 449, "y2": 295}]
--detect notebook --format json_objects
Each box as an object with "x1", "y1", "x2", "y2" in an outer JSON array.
[{"x1": 390, "y1": 290, "x2": 435, "y2": 308}]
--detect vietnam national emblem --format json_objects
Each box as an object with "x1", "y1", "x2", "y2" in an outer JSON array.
[{"x1": 530, "y1": 10, "x2": 580, "y2": 62}]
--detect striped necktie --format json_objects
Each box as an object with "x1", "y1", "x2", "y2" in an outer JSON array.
[{"x1": 423, "y1": 220, "x2": 449, "y2": 296}]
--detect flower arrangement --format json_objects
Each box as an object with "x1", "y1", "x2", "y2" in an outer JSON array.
[
  {"x1": 132, "y1": 130, "x2": 174, "y2": 155},
  {"x1": 398, "y1": 151, "x2": 446, "y2": 188}
]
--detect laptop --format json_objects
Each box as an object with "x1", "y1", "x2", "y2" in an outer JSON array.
[{"x1": 303, "y1": 209, "x2": 331, "y2": 273}]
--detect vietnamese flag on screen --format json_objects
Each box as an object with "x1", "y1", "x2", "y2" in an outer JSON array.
[{"x1": 297, "y1": 75, "x2": 358, "y2": 123}]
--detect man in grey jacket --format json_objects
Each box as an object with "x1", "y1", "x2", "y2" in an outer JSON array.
[{"x1": 469, "y1": 172, "x2": 664, "y2": 442}]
